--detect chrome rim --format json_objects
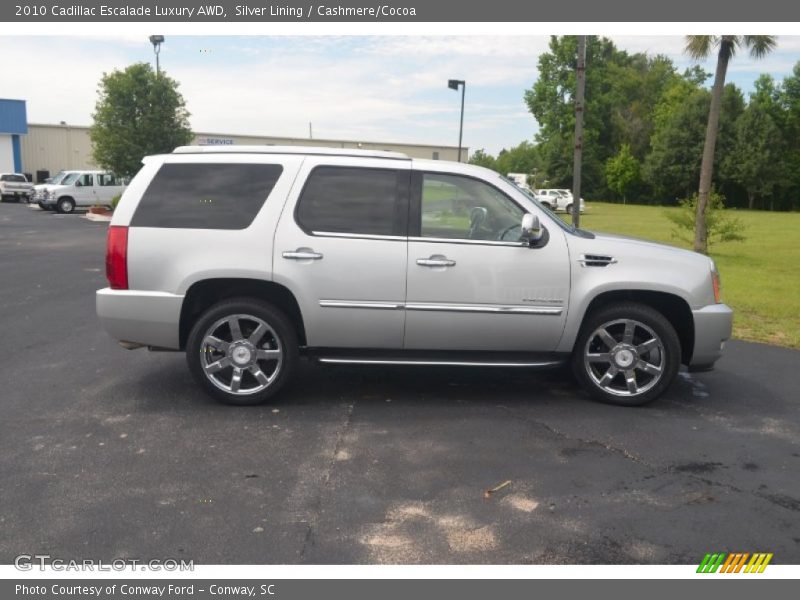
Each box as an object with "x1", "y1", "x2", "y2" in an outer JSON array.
[
  {"x1": 200, "y1": 314, "x2": 283, "y2": 396},
  {"x1": 583, "y1": 318, "x2": 665, "y2": 397}
]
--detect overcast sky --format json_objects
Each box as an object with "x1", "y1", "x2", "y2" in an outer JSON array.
[{"x1": 3, "y1": 35, "x2": 799, "y2": 155}]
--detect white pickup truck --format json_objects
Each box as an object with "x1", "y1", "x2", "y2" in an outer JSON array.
[{"x1": 0, "y1": 173, "x2": 34, "y2": 202}]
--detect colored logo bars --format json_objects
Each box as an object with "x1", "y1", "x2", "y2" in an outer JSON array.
[{"x1": 697, "y1": 553, "x2": 774, "y2": 573}]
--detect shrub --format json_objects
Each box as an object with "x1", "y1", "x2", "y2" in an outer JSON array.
[
  {"x1": 665, "y1": 190, "x2": 746, "y2": 249},
  {"x1": 110, "y1": 194, "x2": 122, "y2": 211}
]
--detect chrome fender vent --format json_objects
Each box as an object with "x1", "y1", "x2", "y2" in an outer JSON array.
[{"x1": 578, "y1": 254, "x2": 617, "y2": 267}]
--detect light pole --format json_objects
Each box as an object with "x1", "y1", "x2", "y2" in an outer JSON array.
[
  {"x1": 448, "y1": 79, "x2": 466, "y2": 162},
  {"x1": 149, "y1": 35, "x2": 165, "y2": 75}
]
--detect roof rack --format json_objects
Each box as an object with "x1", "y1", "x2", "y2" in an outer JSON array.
[{"x1": 172, "y1": 145, "x2": 410, "y2": 160}]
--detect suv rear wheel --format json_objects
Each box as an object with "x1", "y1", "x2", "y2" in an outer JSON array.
[
  {"x1": 186, "y1": 298, "x2": 298, "y2": 405},
  {"x1": 572, "y1": 302, "x2": 680, "y2": 406}
]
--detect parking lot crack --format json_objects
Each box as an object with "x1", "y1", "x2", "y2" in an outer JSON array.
[{"x1": 297, "y1": 400, "x2": 356, "y2": 560}]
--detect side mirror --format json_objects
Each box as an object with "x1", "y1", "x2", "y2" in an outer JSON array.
[
  {"x1": 74, "y1": 181, "x2": 82, "y2": 187},
  {"x1": 520, "y1": 213, "x2": 543, "y2": 245}
]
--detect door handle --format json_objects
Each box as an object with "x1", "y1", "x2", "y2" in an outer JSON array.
[
  {"x1": 417, "y1": 256, "x2": 456, "y2": 267},
  {"x1": 282, "y1": 249, "x2": 323, "y2": 260}
]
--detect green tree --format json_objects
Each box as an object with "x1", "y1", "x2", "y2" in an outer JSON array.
[
  {"x1": 468, "y1": 149, "x2": 497, "y2": 170},
  {"x1": 684, "y1": 35, "x2": 776, "y2": 254},
  {"x1": 525, "y1": 37, "x2": 686, "y2": 200},
  {"x1": 645, "y1": 83, "x2": 743, "y2": 202},
  {"x1": 495, "y1": 141, "x2": 540, "y2": 176},
  {"x1": 605, "y1": 144, "x2": 640, "y2": 203},
  {"x1": 90, "y1": 63, "x2": 193, "y2": 178},
  {"x1": 724, "y1": 94, "x2": 785, "y2": 209}
]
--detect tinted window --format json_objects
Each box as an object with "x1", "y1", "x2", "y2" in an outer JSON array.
[
  {"x1": 131, "y1": 163, "x2": 283, "y2": 229},
  {"x1": 420, "y1": 173, "x2": 524, "y2": 241},
  {"x1": 97, "y1": 173, "x2": 121, "y2": 186},
  {"x1": 296, "y1": 166, "x2": 406, "y2": 236}
]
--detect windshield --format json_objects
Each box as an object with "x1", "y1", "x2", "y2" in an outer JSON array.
[
  {"x1": 501, "y1": 176, "x2": 577, "y2": 234},
  {"x1": 49, "y1": 171, "x2": 69, "y2": 184},
  {"x1": 61, "y1": 173, "x2": 80, "y2": 185},
  {"x1": 1, "y1": 174, "x2": 26, "y2": 182}
]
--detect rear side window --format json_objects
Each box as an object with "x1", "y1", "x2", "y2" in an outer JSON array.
[
  {"x1": 131, "y1": 163, "x2": 283, "y2": 229},
  {"x1": 295, "y1": 166, "x2": 408, "y2": 236}
]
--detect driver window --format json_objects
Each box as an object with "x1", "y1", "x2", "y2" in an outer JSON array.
[
  {"x1": 79, "y1": 174, "x2": 93, "y2": 187},
  {"x1": 420, "y1": 173, "x2": 525, "y2": 241}
]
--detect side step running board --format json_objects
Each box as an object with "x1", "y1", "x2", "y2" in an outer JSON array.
[{"x1": 316, "y1": 357, "x2": 564, "y2": 368}]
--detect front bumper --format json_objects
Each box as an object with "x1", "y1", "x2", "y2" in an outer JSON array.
[
  {"x1": 96, "y1": 288, "x2": 184, "y2": 350},
  {"x1": 690, "y1": 303, "x2": 733, "y2": 368}
]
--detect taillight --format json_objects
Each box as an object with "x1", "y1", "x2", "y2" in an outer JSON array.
[{"x1": 106, "y1": 225, "x2": 128, "y2": 290}]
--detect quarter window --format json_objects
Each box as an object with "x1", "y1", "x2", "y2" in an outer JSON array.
[
  {"x1": 131, "y1": 163, "x2": 283, "y2": 229},
  {"x1": 419, "y1": 173, "x2": 525, "y2": 241},
  {"x1": 296, "y1": 166, "x2": 407, "y2": 236}
]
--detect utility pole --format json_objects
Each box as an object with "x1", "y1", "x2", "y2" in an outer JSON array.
[{"x1": 571, "y1": 35, "x2": 586, "y2": 228}]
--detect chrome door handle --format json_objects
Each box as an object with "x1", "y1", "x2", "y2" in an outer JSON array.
[
  {"x1": 417, "y1": 256, "x2": 456, "y2": 267},
  {"x1": 282, "y1": 250, "x2": 323, "y2": 260}
]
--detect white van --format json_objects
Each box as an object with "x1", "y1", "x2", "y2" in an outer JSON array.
[{"x1": 40, "y1": 170, "x2": 127, "y2": 213}]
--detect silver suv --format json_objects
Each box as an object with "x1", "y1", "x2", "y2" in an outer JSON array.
[{"x1": 97, "y1": 146, "x2": 732, "y2": 406}]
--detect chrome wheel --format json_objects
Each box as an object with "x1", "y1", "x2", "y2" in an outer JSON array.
[
  {"x1": 583, "y1": 318, "x2": 665, "y2": 397},
  {"x1": 200, "y1": 314, "x2": 283, "y2": 396}
]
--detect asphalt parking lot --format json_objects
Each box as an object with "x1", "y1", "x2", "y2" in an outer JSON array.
[{"x1": 1, "y1": 202, "x2": 799, "y2": 565}]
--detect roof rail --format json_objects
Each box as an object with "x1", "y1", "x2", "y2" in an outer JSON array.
[{"x1": 172, "y1": 145, "x2": 410, "y2": 160}]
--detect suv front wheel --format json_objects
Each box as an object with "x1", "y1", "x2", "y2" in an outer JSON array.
[
  {"x1": 572, "y1": 302, "x2": 680, "y2": 406},
  {"x1": 186, "y1": 298, "x2": 298, "y2": 405}
]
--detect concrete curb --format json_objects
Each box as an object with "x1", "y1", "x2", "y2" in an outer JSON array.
[{"x1": 82, "y1": 212, "x2": 112, "y2": 223}]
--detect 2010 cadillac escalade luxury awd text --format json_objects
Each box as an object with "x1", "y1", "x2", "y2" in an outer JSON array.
[{"x1": 96, "y1": 146, "x2": 733, "y2": 406}]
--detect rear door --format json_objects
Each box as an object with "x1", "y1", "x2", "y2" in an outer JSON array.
[
  {"x1": 95, "y1": 172, "x2": 125, "y2": 204},
  {"x1": 273, "y1": 156, "x2": 411, "y2": 349}
]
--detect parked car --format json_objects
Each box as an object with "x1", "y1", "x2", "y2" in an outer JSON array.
[
  {"x1": 40, "y1": 170, "x2": 127, "y2": 213},
  {"x1": 97, "y1": 146, "x2": 732, "y2": 407},
  {"x1": 0, "y1": 173, "x2": 34, "y2": 202},
  {"x1": 537, "y1": 188, "x2": 585, "y2": 213},
  {"x1": 34, "y1": 170, "x2": 74, "y2": 209}
]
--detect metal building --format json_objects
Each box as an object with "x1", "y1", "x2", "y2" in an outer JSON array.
[
  {"x1": 20, "y1": 123, "x2": 468, "y2": 181},
  {"x1": 0, "y1": 99, "x2": 27, "y2": 174}
]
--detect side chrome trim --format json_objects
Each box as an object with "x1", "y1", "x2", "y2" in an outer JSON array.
[
  {"x1": 312, "y1": 231, "x2": 407, "y2": 241},
  {"x1": 408, "y1": 236, "x2": 528, "y2": 248},
  {"x1": 405, "y1": 302, "x2": 562, "y2": 316},
  {"x1": 319, "y1": 300, "x2": 404, "y2": 310},
  {"x1": 317, "y1": 358, "x2": 563, "y2": 368}
]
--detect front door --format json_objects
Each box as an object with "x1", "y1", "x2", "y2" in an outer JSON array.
[
  {"x1": 404, "y1": 170, "x2": 570, "y2": 352},
  {"x1": 273, "y1": 157, "x2": 410, "y2": 349}
]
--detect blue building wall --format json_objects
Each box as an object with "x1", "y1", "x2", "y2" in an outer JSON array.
[
  {"x1": 12, "y1": 134, "x2": 22, "y2": 172},
  {"x1": 0, "y1": 99, "x2": 28, "y2": 135}
]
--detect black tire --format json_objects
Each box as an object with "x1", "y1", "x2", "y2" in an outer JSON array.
[
  {"x1": 565, "y1": 203, "x2": 573, "y2": 214},
  {"x1": 186, "y1": 298, "x2": 298, "y2": 406},
  {"x1": 56, "y1": 197, "x2": 75, "y2": 214},
  {"x1": 571, "y1": 302, "x2": 681, "y2": 406}
]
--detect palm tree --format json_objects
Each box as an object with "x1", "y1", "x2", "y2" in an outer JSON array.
[{"x1": 685, "y1": 35, "x2": 776, "y2": 254}]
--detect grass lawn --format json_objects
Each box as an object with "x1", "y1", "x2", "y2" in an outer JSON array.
[{"x1": 559, "y1": 202, "x2": 800, "y2": 349}]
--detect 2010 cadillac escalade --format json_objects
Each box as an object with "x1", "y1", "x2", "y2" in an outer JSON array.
[{"x1": 97, "y1": 146, "x2": 732, "y2": 406}]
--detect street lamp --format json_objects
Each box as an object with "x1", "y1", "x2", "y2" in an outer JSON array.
[
  {"x1": 149, "y1": 35, "x2": 165, "y2": 75},
  {"x1": 447, "y1": 79, "x2": 466, "y2": 162}
]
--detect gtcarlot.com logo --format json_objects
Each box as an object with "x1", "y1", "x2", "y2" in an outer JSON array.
[
  {"x1": 697, "y1": 552, "x2": 773, "y2": 573},
  {"x1": 14, "y1": 554, "x2": 194, "y2": 571}
]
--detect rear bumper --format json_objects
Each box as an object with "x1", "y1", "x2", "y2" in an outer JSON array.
[
  {"x1": 96, "y1": 288, "x2": 184, "y2": 350},
  {"x1": 690, "y1": 303, "x2": 733, "y2": 368}
]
